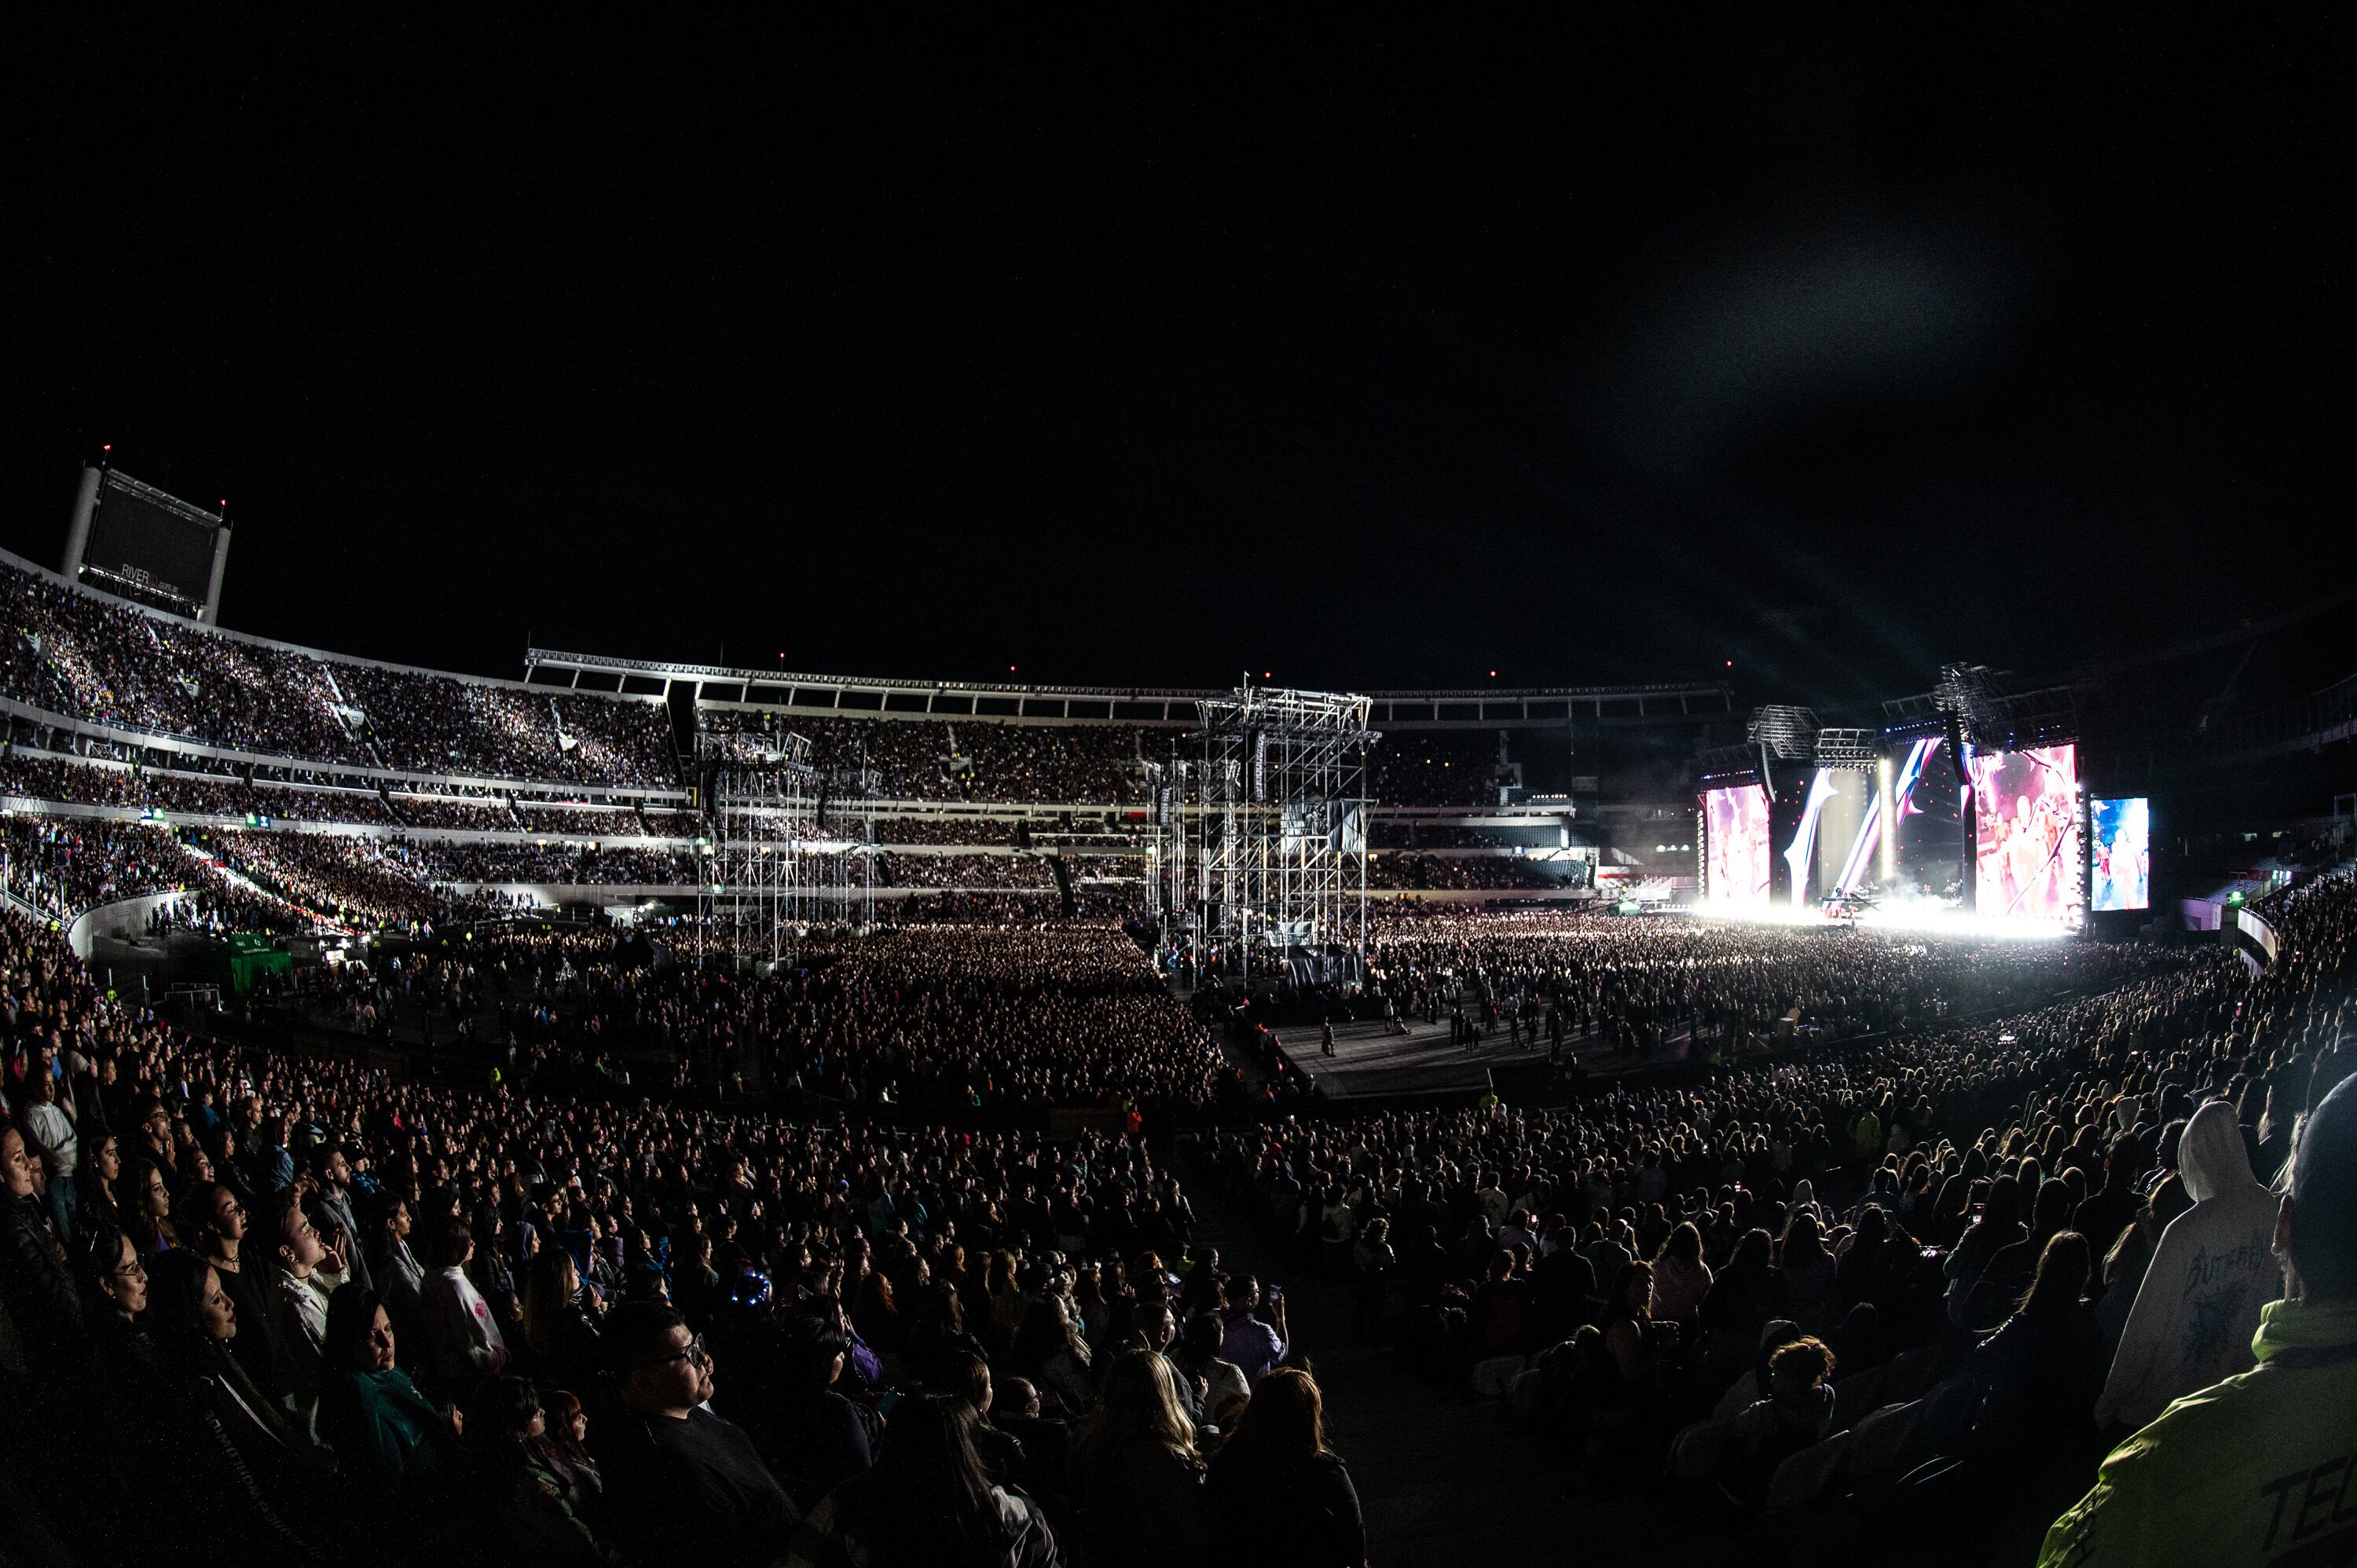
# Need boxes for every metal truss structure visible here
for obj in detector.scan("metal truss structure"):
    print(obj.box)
[1813,727,1882,770]
[1196,684,1377,978]
[1747,705,1820,760]
[697,731,874,967]
[1933,664,2080,753]
[1139,757,1191,943]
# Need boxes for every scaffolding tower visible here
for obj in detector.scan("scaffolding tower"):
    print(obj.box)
[1195,683,1377,980]
[1140,756,1193,947]
[698,731,874,966]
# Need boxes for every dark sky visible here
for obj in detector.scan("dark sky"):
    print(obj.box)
[3,14,2350,707]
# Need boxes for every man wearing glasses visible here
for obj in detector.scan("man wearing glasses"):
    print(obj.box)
[596,1301,798,1568]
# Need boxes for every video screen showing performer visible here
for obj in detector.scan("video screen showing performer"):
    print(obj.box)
[1704,783,1772,907]
[2091,795,2151,911]
[1969,744,2081,921]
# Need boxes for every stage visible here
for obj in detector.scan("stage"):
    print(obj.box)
[1271,1009,1698,1101]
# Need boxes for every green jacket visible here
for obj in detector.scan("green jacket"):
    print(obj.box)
[2038,1295,2357,1567]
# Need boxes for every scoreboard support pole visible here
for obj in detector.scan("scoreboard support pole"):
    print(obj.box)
[62,464,101,577]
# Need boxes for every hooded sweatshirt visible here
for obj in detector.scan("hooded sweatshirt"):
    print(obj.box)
[2038,1296,2357,1567]
[2094,1101,2280,1430]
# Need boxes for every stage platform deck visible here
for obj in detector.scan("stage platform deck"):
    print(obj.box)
[1273,1011,1695,1100]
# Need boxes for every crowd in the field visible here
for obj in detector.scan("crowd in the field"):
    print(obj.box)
[1352,910,2158,1060]
[1205,869,2357,1559]
[0,897,1366,1568]
[0,807,2350,1566]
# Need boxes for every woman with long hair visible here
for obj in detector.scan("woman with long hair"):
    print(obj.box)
[534,1387,604,1504]
[785,1393,1057,1568]
[0,1122,83,1364]
[144,1247,325,1544]
[372,1194,427,1361]
[119,1152,180,1256]
[174,1179,283,1400]
[1776,1210,1839,1332]
[1013,1294,1094,1416]
[420,1218,509,1387]
[316,1282,458,1503]
[2096,1174,2190,1346]
[1945,1174,2025,1328]
[461,1375,616,1566]
[1698,1227,1787,1355]
[1073,1348,1206,1567]
[1649,1221,1714,1328]
[520,1245,602,1390]
[78,1129,124,1236]
[1974,1229,2105,1478]
[1206,1368,1365,1567]
[1601,1259,1670,1404]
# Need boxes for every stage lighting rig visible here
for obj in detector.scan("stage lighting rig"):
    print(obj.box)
[1934,664,2080,751]
[1746,705,1819,761]
[1813,728,1881,770]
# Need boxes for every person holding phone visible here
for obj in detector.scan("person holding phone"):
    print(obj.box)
[1220,1275,1288,1384]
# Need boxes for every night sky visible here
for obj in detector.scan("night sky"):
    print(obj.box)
[4,15,2349,708]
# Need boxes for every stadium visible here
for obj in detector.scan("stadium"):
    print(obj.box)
[5,17,2355,1568]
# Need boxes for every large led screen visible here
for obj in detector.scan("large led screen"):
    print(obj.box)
[2091,796,2151,912]
[1704,784,1772,907]
[1970,745,2080,921]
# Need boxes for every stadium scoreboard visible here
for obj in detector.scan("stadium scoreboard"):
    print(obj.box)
[63,463,233,621]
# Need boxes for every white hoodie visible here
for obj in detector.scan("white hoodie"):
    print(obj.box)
[2094,1101,2281,1429]
[421,1263,510,1379]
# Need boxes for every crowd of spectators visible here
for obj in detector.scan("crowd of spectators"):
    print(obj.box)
[702,713,1152,804]
[0,898,1371,1568]
[0,797,2348,1564]
[878,852,1055,890]
[513,804,660,838]
[1351,910,2157,1059]
[3,562,680,788]
[402,843,696,886]
[1367,732,1515,808]
[2,816,193,919]
[875,818,1018,846]
[1365,852,1574,891]
[444,922,1238,1108]
[337,668,677,787]
[1200,868,2357,1555]
[4,561,368,763]
[185,830,445,932]
[0,816,317,933]
[0,750,148,808]
[255,786,401,826]
[0,748,411,826]
[391,794,522,832]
